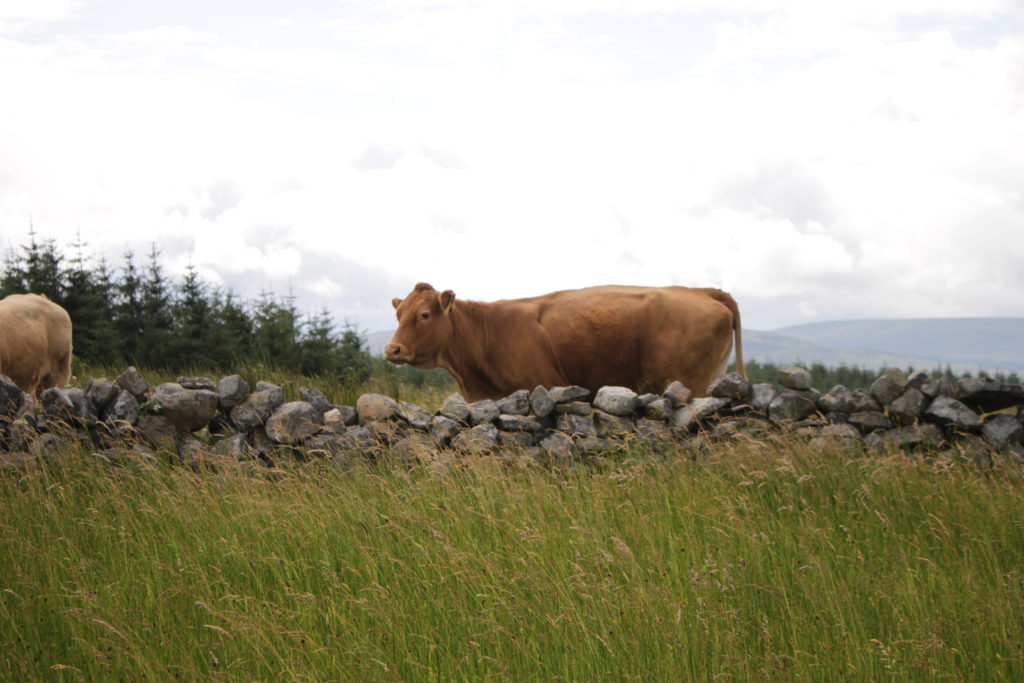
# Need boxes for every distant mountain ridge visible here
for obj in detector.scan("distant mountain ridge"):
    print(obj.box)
[770,318,1024,374]
[366,318,1024,375]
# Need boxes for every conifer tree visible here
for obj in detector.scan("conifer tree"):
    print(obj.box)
[253,290,302,370]
[172,260,214,369]
[140,244,174,368]
[0,246,27,296]
[115,249,146,363]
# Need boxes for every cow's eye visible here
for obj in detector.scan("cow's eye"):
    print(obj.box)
[420,311,430,320]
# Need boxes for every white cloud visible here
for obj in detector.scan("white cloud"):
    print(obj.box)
[0,1,1022,332]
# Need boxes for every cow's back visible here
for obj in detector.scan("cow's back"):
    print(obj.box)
[0,293,73,395]
[527,285,737,395]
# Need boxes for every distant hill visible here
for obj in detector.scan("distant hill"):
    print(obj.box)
[771,318,1024,374]
[366,318,1024,376]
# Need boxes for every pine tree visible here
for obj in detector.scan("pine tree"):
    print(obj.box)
[0,246,27,296]
[253,290,302,370]
[21,227,65,304]
[140,244,174,368]
[299,309,337,376]
[71,253,121,364]
[115,249,146,364]
[206,288,255,369]
[337,320,371,382]
[172,260,213,369]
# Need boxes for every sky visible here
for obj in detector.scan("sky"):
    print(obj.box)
[1,0,1023,334]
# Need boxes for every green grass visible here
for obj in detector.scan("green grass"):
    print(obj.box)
[1,438,1022,680]
[69,360,457,412]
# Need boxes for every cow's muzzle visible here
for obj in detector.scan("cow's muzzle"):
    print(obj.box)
[384,343,409,364]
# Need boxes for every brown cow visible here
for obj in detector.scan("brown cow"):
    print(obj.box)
[385,283,744,402]
[0,293,73,397]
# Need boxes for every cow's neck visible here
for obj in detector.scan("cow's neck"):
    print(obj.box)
[438,300,503,401]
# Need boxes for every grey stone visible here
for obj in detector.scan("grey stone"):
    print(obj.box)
[671,397,730,430]
[865,423,944,450]
[870,368,908,406]
[356,393,401,424]
[177,376,216,391]
[768,391,817,423]
[906,370,930,391]
[556,413,596,437]
[537,431,575,460]
[364,420,401,445]
[889,388,927,426]
[322,407,352,433]
[593,386,639,416]
[304,433,351,457]
[299,387,332,415]
[749,383,777,414]
[981,414,1024,448]
[810,423,863,452]
[496,414,542,433]
[438,394,471,422]
[663,381,692,408]
[213,433,252,461]
[430,415,462,445]
[554,401,592,416]
[255,382,284,406]
[642,398,673,421]
[497,390,531,416]
[391,434,437,462]
[451,424,499,453]
[207,413,237,438]
[467,399,500,425]
[105,390,140,427]
[85,378,119,412]
[148,383,218,432]
[921,375,953,399]
[778,366,812,391]
[230,388,284,432]
[218,375,250,410]
[550,385,590,404]
[116,367,150,401]
[39,388,74,424]
[849,388,882,413]
[634,418,676,446]
[529,385,556,418]
[848,411,893,434]
[265,401,324,444]
[956,378,1024,413]
[498,431,535,448]
[636,393,659,408]
[818,385,857,414]
[65,388,97,426]
[707,372,753,401]
[0,375,26,419]
[575,436,616,455]
[1,419,35,451]
[136,415,178,450]
[400,402,433,431]
[593,411,634,439]
[924,396,981,431]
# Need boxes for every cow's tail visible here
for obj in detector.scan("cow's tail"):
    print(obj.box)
[706,289,746,379]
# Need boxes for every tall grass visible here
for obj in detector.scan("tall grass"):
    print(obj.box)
[1,438,1022,680]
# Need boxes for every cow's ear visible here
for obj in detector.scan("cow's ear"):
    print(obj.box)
[440,290,456,315]
[392,298,402,310]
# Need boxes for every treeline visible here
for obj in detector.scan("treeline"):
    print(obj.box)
[736,359,1020,392]
[1,231,371,380]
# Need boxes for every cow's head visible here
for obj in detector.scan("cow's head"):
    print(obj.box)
[384,283,456,368]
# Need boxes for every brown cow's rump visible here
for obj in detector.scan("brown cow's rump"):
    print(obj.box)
[0,293,73,396]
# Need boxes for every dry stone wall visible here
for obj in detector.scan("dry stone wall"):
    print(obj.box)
[1,365,1023,470]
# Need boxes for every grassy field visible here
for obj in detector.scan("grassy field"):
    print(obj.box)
[1,432,1022,680]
